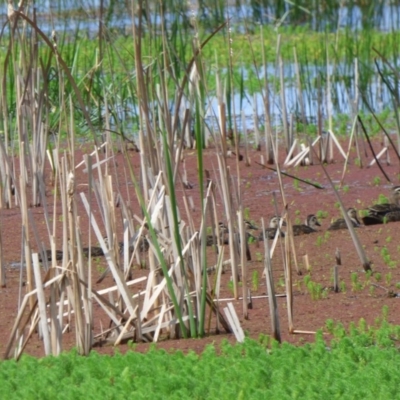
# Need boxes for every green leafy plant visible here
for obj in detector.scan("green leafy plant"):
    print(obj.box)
[252,270,259,291]
[377,194,388,204]
[316,210,328,219]
[369,285,375,296]
[227,280,234,294]
[373,176,381,186]
[316,236,324,246]
[351,272,362,292]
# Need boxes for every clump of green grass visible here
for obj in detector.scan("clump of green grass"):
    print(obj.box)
[373,176,381,186]
[377,194,389,204]
[316,210,328,219]
[252,270,259,291]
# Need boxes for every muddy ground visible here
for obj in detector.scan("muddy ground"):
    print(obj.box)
[1,137,400,358]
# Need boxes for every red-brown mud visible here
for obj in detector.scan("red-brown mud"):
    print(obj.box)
[1,139,400,358]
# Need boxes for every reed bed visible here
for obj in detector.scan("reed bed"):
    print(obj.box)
[0,1,400,358]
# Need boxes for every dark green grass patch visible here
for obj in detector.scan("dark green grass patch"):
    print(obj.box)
[2,321,400,399]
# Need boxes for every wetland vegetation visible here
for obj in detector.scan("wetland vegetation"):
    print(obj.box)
[1,3,400,390]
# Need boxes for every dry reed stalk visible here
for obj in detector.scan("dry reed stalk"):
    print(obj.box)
[277,36,289,153]
[114,309,138,346]
[283,224,294,333]
[340,116,359,186]
[164,194,186,311]
[153,303,167,342]
[293,46,306,130]
[216,153,239,298]
[312,146,371,272]
[259,26,274,164]
[367,144,388,167]
[358,115,392,183]
[303,254,310,271]
[63,158,90,355]
[289,113,294,152]
[261,218,281,343]
[334,249,341,293]
[326,51,333,163]
[75,218,93,352]
[317,78,324,162]
[208,245,225,334]
[242,110,250,166]
[227,16,240,156]
[216,294,286,302]
[385,136,391,165]
[81,193,137,315]
[84,155,93,329]
[210,184,226,262]
[351,58,363,165]
[328,130,347,160]
[261,213,287,278]
[194,186,212,304]
[32,253,51,355]
[19,142,34,309]
[0,223,4,287]
[252,94,261,150]
[4,270,64,359]
[224,303,245,343]
[131,7,158,179]
[15,311,40,361]
[49,266,62,355]
[122,219,132,279]
[215,71,228,151]
[0,141,14,209]
[286,219,300,275]
[237,210,248,319]
[0,89,12,207]
[284,138,298,165]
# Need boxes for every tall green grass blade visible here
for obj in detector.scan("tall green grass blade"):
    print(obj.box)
[160,128,195,338]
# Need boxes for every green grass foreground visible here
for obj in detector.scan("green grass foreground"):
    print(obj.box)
[2,321,400,399]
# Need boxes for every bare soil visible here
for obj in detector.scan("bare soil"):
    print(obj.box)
[1,138,400,358]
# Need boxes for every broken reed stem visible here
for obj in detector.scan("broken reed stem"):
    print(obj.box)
[277,36,289,153]
[261,218,281,343]
[0,226,5,287]
[311,146,372,272]
[237,211,248,320]
[19,142,34,310]
[334,248,341,293]
[32,253,51,356]
[284,223,294,333]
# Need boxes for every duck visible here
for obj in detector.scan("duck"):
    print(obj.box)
[362,186,400,225]
[258,216,286,241]
[244,220,258,243]
[82,246,105,258]
[98,231,149,259]
[241,220,258,261]
[292,214,321,236]
[205,222,229,246]
[328,207,361,231]
[125,231,150,253]
[205,220,256,243]
[38,249,64,262]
